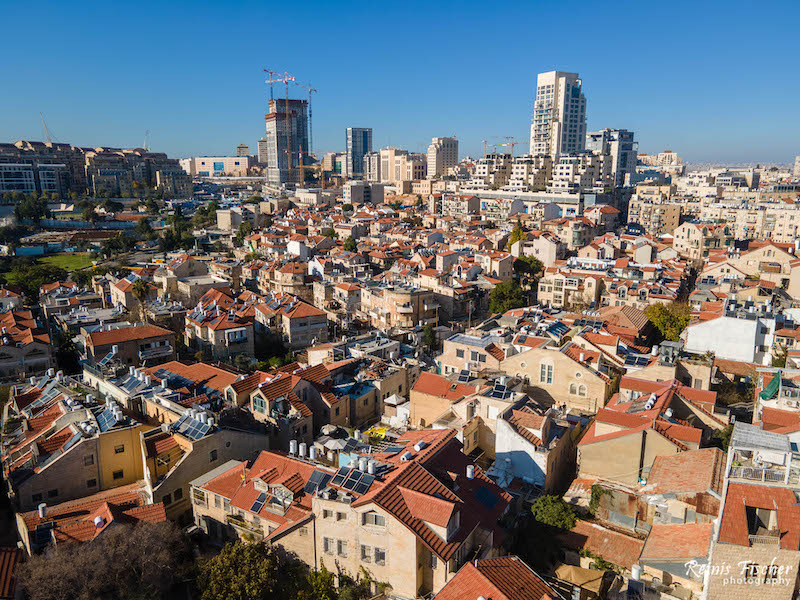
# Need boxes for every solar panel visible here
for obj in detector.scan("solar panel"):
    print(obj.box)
[353,473,374,495]
[456,369,470,384]
[62,432,83,453]
[303,470,333,495]
[341,469,362,491]
[330,467,350,487]
[96,407,119,432]
[250,491,268,513]
[383,445,404,455]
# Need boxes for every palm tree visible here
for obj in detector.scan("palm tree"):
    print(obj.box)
[131,278,150,323]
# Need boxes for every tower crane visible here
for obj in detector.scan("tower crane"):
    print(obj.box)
[293,82,318,158]
[262,69,280,101]
[264,70,296,183]
[496,137,528,156]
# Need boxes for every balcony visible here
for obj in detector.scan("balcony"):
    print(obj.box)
[396,304,414,314]
[226,514,263,537]
[138,345,173,360]
[749,532,780,546]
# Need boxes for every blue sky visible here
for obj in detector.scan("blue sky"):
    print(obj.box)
[2,0,798,163]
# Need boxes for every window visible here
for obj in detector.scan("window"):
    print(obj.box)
[299,526,308,537]
[335,407,340,417]
[764,564,780,582]
[578,384,587,397]
[323,509,333,519]
[539,363,553,384]
[163,493,172,506]
[87,479,97,488]
[214,495,222,509]
[363,512,385,527]
[569,383,577,395]
[743,563,759,580]
[32,493,42,503]
[114,444,125,454]
[336,512,347,522]
[209,449,218,463]
[47,489,58,499]
[363,398,369,406]
[430,554,438,569]
[361,544,371,563]
[84,455,95,466]
[113,470,124,480]
[323,537,333,555]
[337,540,347,557]
[253,396,267,413]
[375,548,386,566]
[456,349,464,358]
[174,488,183,501]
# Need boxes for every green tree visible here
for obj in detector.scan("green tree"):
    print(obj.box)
[341,203,354,213]
[82,206,98,223]
[321,227,338,239]
[505,220,527,250]
[513,256,544,289]
[135,217,155,239]
[644,302,691,342]
[199,541,306,600]
[7,263,68,303]
[489,280,525,315]
[131,278,150,322]
[234,221,254,247]
[711,423,734,451]
[13,195,51,223]
[423,323,437,350]
[343,236,358,252]
[530,495,577,530]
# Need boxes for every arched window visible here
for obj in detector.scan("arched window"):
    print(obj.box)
[578,384,587,397]
[569,383,577,395]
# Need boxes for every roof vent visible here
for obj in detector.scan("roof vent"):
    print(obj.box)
[94,516,105,529]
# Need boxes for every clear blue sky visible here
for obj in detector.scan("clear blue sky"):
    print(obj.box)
[2,0,798,163]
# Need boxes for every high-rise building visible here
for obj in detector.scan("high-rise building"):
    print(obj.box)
[346,128,372,177]
[586,128,637,187]
[362,152,380,182]
[378,147,426,184]
[236,143,249,157]
[427,137,458,178]
[257,137,268,165]
[794,155,800,177]
[529,71,587,160]
[264,98,309,185]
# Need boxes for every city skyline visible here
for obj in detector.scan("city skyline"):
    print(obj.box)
[2,0,798,163]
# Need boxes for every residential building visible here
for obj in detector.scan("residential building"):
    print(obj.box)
[343,181,385,205]
[435,556,563,600]
[672,222,733,261]
[359,283,438,331]
[180,156,251,178]
[585,128,637,188]
[189,429,511,599]
[86,323,175,368]
[346,127,372,177]
[0,310,54,379]
[627,196,682,235]
[427,137,458,178]
[236,143,249,157]
[254,293,329,349]
[529,71,587,160]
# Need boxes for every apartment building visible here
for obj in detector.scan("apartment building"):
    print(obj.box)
[263,98,309,185]
[627,197,682,235]
[184,303,254,362]
[180,155,251,177]
[439,193,480,218]
[86,323,175,367]
[436,331,510,376]
[705,423,800,599]
[529,70,587,160]
[254,293,329,349]
[427,137,458,178]
[189,429,511,599]
[585,128,637,187]
[378,147,426,184]
[548,152,611,193]
[506,155,552,191]
[672,222,733,261]
[359,284,437,331]
[0,310,55,379]
[541,216,595,250]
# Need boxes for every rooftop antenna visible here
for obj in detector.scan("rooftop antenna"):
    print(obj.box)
[40,113,57,143]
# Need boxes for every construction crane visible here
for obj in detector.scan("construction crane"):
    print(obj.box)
[496,137,528,156]
[293,82,318,158]
[143,130,150,152]
[40,113,57,143]
[262,69,280,101]
[264,70,296,184]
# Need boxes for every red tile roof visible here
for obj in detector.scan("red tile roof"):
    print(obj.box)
[718,483,800,550]
[640,523,713,561]
[88,324,173,347]
[558,520,645,570]
[0,548,21,600]
[641,448,725,495]
[411,372,477,402]
[435,556,561,600]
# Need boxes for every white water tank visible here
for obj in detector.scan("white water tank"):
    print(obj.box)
[309,446,318,461]
[413,441,427,452]
[299,442,307,458]
[466,464,475,479]
[400,451,413,462]
[144,375,151,386]
[631,564,642,581]
[358,457,368,471]
[94,516,105,529]
[289,440,298,455]
[47,368,55,377]
[38,503,47,519]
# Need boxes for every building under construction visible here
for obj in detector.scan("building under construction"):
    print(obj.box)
[263,98,309,186]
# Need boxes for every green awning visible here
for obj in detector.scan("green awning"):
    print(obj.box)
[759,370,781,401]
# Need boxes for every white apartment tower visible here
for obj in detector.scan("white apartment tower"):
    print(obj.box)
[427,136,458,178]
[529,71,587,160]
